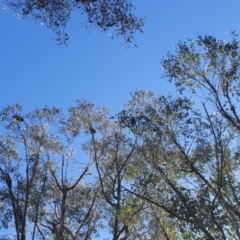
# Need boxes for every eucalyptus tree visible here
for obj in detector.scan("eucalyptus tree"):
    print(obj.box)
[119,89,240,239]
[115,33,240,239]
[0,104,61,240]
[0,100,110,240]
[3,0,144,44]
[84,115,154,240]
[159,32,240,239]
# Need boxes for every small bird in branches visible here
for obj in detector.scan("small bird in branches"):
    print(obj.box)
[0,168,12,188]
[12,114,24,122]
[89,125,96,134]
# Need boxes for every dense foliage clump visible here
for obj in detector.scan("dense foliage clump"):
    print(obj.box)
[3,0,144,44]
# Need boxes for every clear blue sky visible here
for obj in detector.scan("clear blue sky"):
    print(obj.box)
[1,1,240,113]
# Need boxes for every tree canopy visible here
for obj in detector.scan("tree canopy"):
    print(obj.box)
[1,33,240,239]
[3,0,144,44]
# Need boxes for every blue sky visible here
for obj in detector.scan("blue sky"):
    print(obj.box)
[1,1,240,115]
